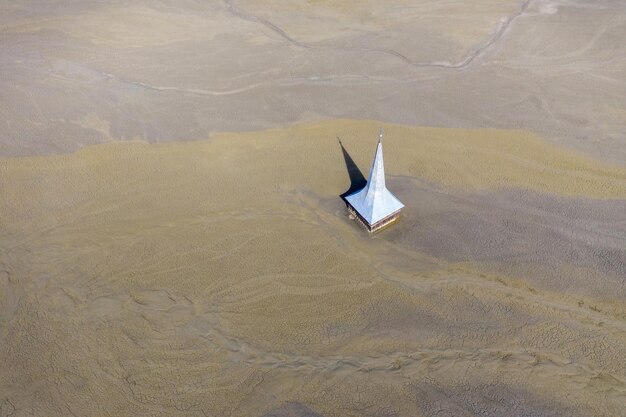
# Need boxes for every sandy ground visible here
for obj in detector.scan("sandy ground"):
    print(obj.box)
[1,0,625,163]
[1,0,626,416]
[1,120,625,416]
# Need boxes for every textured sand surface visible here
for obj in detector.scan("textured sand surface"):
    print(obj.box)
[1,120,625,416]
[2,0,626,415]
[1,0,626,163]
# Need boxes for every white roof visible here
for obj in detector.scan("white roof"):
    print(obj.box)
[345,130,404,225]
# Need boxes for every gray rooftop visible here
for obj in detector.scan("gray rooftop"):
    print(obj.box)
[345,130,404,225]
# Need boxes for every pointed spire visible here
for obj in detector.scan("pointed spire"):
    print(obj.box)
[364,135,386,203]
[344,128,404,227]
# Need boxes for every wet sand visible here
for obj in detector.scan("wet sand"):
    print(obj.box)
[1,120,625,416]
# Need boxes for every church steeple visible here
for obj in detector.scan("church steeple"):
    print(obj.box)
[363,130,387,205]
[344,128,404,232]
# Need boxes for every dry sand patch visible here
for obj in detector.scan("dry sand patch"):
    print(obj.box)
[2,0,625,165]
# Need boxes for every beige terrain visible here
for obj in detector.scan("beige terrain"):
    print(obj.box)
[1,1,626,417]
[2,120,626,416]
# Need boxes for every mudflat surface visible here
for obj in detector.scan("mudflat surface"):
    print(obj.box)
[1,0,625,163]
[1,1,626,416]
[1,120,625,416]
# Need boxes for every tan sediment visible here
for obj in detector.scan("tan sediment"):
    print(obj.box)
[3,120,625,214]
[1,120,625,416]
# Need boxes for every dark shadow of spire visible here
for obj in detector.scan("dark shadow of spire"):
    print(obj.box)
[338,137,367,202]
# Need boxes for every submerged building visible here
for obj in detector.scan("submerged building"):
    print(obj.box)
[345,129,404,232]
